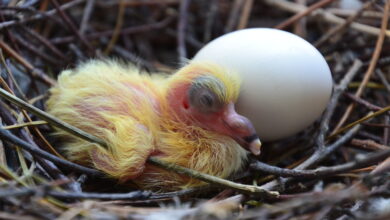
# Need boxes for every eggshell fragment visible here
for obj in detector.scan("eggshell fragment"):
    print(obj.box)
[193,28,333,141]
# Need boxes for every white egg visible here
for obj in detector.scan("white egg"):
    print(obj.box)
[193,28,333,141]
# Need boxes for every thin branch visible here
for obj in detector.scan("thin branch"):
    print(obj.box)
[376,69,390,93]
[177,0,191,62]
[104,0,126,54]
[0,0,85,30]
[275,0,337,29]
[51,16,175,44]
[48,190,150,200]
[265,0,390,37]
[0,88,107,147]
[49,0,94,53]
[251,148,390,178]
[316,60,362,151]
[237,0,253,29]
[0,128,103,177]
[79,0,95,35]
[0,40,56,86]
[2,121,48,130]
[148,157,279,198]
[329,106,390,140]
[344,92,383,112]
[314,1,374,47]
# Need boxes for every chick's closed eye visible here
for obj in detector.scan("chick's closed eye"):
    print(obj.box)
[188,75,225,113]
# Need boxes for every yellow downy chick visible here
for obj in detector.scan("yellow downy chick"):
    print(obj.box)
[46,60,261,191]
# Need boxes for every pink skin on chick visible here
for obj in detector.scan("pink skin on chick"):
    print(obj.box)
[168,82,262,156]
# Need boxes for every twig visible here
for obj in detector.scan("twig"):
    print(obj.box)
[13,34,61,65]
[2,120,48,130]
[316,60,362,151]
[49,0,94,54]
[329,106,390,140]
[104,0,126,54]
[275,0,337,29]
[0,0,85,30]
[148,157,279,198]
[351,139,389,151]
[79,0,95,35]
[225,0,244,32]
[314,1,374,47]
[51,16,174,44]
[0,88,107,147]
[48,190,150,200]
[0,128,103,177]
[21,26,67,60]
[331,0,390,134]
[0,40,56,86]
[344,92,383,112]
[265,0,390,37]
[237,0,253,29]
[376,69,390,93]
[177,0,191,62]
[250,148,390,178]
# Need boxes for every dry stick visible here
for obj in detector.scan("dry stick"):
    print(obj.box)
[13,34,61,65]
[376,69,390,93]
[48,190,150,200]
[265,0,390,37]
[332,0,390,134]
[177,0,191,62]
[314,1,374,47]
[0,185,205,201]
[21,27,67,61]
[203,0,218,42]
[251,148,390,178]
[0,50,26,101]
[259,60,362,191]
[225,0,244,33]
[51,16,175,44]
[49,0,94,54]
[275,0,337,29]
[0,40,56,86]
[293,0,307,37]
[79,0,95,35]
[148,157,278,197]
[0,88,106,147]
[237,0,253,30]
[0,128,102,177]
[0,88,278,197]
[329,106,390,140]
[344,93,383,112]
[0,73,62,158]
[351,139,389,151]
[104,0,126,55]
[0,101,86,192]
[2,121,47,130]
[316,60,362,151]
[0,0,85,30]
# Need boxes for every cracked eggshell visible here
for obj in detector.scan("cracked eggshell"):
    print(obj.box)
[193,28,333,141]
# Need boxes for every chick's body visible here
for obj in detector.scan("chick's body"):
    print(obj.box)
[47,60,249,191]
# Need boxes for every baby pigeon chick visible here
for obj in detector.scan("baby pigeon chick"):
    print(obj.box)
[46,60,261,191]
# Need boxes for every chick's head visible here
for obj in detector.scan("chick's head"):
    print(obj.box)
[167,61,261,155]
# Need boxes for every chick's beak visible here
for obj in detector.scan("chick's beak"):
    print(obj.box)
[223,103,262,155]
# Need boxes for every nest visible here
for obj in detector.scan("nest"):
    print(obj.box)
[0,0,389,219]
